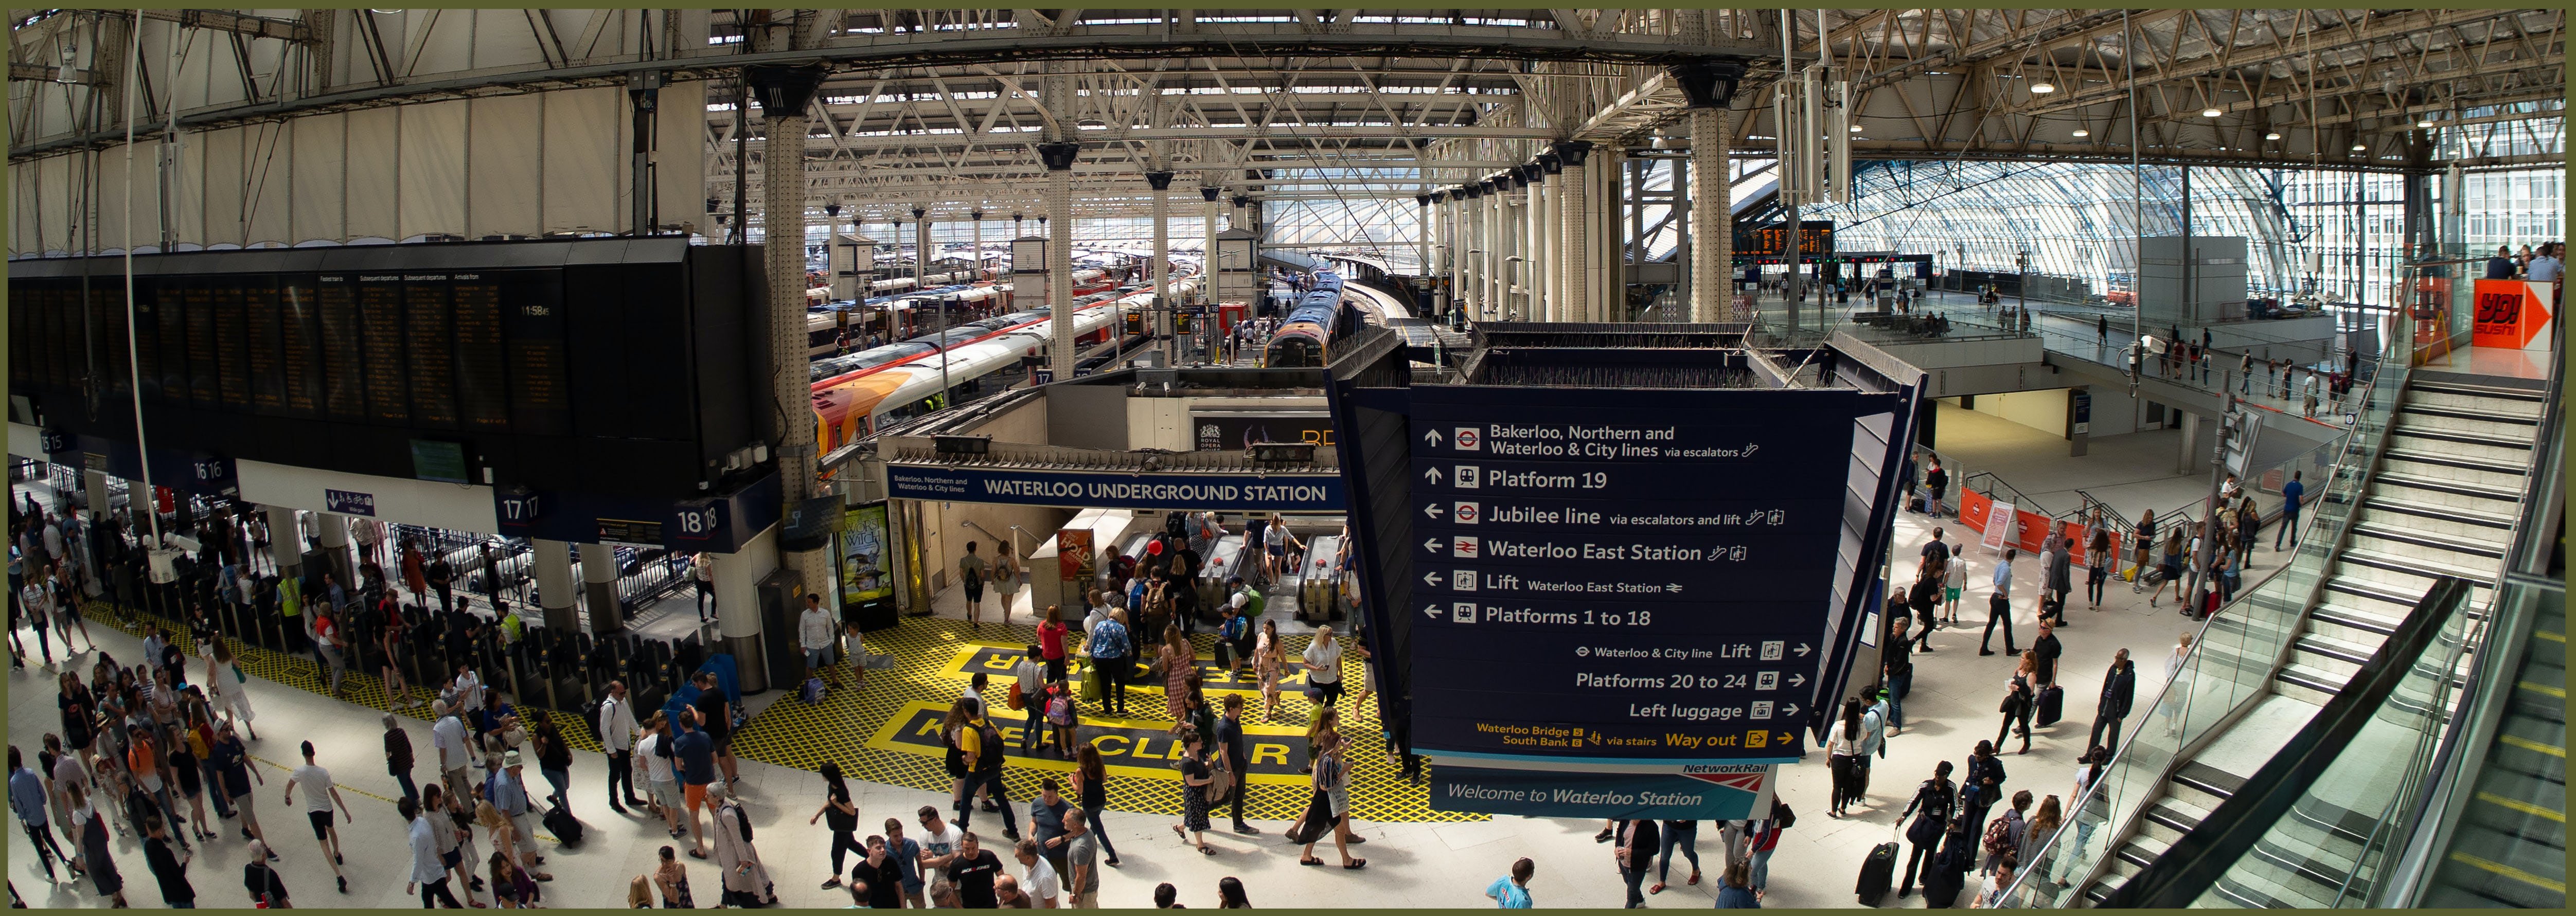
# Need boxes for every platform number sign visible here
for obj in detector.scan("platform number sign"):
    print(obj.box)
[671,502,722,542]
[190,457,233,484]
[499,492,544,523]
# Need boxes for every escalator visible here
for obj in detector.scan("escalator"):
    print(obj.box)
[2422,583,2566,908]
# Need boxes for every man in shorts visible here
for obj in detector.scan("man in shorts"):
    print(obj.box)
[283,740,354,893]
[689,672,739,783]
[637,712,691,842]
[671,709,717,859]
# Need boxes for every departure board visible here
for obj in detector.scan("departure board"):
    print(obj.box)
[402,276,459,428]
[1732,221,1836,260]
[5,239,756,503]
[244,280,285,413]
[316,277,366,420]
[216,283,252,409]
[450,272,511,431]
[278,280,322,417]
[95,288,128,394]
[9,290,29,389]
[54,286,74,388]
[132,285,162,401]
[184,281,219,407]
[156,280,190,403]
[503,272,572,436]
[357,276,410,423]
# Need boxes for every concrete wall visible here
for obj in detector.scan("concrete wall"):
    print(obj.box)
[1967,389,2073,439]
[976,394,1052,445]
[1128,398,1193,451]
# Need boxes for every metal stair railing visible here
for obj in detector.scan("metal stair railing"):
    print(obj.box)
[1994,297,2419,909]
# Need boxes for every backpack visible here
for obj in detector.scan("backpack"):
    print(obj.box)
[1982,813,2017,856]
[1238,587,1265,617]
[962,563,983,590]
[1772,801,1797,830]
[1046,693,1074,727]
[975,721,1006,775]
[727,802,753,841]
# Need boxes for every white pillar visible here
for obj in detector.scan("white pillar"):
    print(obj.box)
[1485,182,1504,319]
[1045,157,1076,380]
[578,541,621,632]
[313,512,354,596]
[264,505,303,579]
[532,538,576,630]
[1559,148,1590,322]
[1691,106,1733,322]
[710,530,778,642]
[1148,170,1172,311]
[1202,185,1222,295]
[913,208,932,300]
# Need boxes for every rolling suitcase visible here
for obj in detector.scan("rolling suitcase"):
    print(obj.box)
[1857,841,1899,905]
[1921,860,1964,908]
[2036,685,2064,726]
[542,803,584,847]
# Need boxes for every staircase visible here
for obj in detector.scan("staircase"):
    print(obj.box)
[2422,587,2567,909]
[2072,375,2547,908]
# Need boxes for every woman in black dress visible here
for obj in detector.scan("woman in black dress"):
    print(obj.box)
[1169,727,1215,854]
[70,783,130,907]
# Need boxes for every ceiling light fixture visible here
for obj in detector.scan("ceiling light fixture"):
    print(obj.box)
[2202,107,2223,118]
[2265,132,2282,140]
[1849,123,1864,133]
[2071,128,2090,138]
[2031,79,2056,94]
[2351,143,2368,152]
[2416,116,2435,128]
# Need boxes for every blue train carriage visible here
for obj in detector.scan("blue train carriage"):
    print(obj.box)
[1262,271,1349,368]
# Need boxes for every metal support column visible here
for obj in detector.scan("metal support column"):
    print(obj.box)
[1040,142,1079,380]
[1147,170,1174,332]
[314,512,356,597]
[745,62,831,621]
[265,505,303,582]
[1676,59,1740,323]
[913,207,931,305]
[1558,142,1594,322]
[628,71,663,236]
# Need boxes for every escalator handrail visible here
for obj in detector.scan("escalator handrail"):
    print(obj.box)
[2098,576,2473,909]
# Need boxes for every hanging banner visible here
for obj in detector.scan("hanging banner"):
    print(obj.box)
[840,502,895,611]
[1057,529,1096,585]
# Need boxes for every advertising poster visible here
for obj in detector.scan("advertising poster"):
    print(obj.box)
[840,502,894,610]
[2472,279,2557,350]
[1058,529,1096,585]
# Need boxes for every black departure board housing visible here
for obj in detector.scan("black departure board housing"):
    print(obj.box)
[1731,220,1836,261]
[8,239,762,498]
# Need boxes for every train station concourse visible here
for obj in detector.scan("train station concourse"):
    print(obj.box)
[5,8,2565,911]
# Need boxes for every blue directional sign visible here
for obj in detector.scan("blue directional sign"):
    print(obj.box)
[1406,390,1867,765]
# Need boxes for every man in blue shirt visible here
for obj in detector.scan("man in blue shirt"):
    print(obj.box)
[10,746,72,882]
[1980,547,2019,656]
[671,710,717,860]
[1087,610,1133,716]
[2275,471,2305,550]
[2486,245,2519,279]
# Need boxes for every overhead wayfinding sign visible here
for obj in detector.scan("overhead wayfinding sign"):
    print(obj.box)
[887,464,1344,512]
[1408,391,1856,766]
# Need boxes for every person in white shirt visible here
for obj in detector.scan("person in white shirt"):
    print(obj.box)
[798,595,842,688]
[403,796,465,908]
[599,681,646,814]
[282,741,353,893]
[636,713,688,841]
[1013,837,1062,908]
[1303,625,1346,708]
[430,701,473,808]
[451,663,485,722]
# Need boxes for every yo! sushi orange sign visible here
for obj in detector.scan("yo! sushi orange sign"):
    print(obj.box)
[2472,280,2556,350]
